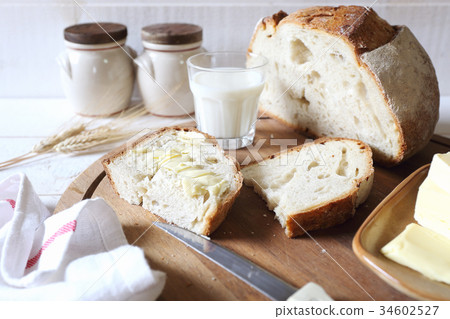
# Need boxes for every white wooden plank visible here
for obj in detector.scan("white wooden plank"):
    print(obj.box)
[3,1,449,6]
[0,4,77,98]
[0,1,448,98]
[0,99,74,137]
[0,98,192,137]
[0,137,39,162]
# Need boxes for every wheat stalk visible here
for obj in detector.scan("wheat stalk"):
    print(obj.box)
[31,122,87,153]
[54,134,132,153]
[53,126,133,153]
[0,103,147,169]
[0,122,88,169]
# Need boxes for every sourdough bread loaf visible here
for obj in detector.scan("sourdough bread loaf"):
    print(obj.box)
[103,127,243,236]
[248,6,439,166]
[242,138,374,238]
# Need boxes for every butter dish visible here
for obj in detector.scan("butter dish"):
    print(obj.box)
[352,164,450,300]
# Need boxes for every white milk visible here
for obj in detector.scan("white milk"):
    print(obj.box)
[190,70,264,138]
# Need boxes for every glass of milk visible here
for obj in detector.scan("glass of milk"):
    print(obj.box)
[187,51,268,149]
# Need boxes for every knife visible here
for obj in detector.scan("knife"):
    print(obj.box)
[154,222,333,301]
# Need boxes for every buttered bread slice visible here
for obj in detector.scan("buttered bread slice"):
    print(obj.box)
[103,127,243,235]
[242,138,374,238]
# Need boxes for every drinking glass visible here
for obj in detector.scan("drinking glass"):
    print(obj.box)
[187,51,268,149]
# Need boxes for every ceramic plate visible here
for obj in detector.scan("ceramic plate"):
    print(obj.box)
[353,164,450,301]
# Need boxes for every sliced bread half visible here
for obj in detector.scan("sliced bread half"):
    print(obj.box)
[248,6,439,166]
[242,138,374,238]
[103,127,243,236]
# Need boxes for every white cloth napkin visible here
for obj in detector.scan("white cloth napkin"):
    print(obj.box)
[0,173,165,300]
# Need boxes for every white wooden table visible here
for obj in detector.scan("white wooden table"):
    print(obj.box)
[0,98,449,213]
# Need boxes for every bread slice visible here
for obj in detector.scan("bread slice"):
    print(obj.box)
[248,6,439,166]
[103,127,243,236]
[241,138,374,238]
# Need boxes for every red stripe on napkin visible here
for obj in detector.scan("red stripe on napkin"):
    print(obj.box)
[2,199,15,209]
[26,220,77,269]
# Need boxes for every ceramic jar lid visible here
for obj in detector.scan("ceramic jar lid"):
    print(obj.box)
[64,23,128,44]
[141,23,202,45]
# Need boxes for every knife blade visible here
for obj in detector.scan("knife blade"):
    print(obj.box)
[153,222,332,301]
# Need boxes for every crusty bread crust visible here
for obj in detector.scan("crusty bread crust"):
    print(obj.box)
[248,6,439,166]
[243,137,374,238]
[360,26,439,165]
[285,193,355,238]
[202,173,243,235]
[102,127,243,236]
[249,6,396,61]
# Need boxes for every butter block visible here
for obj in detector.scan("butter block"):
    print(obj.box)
[414,177,450,239]
[427,152,450,194]
[381,223,450,285]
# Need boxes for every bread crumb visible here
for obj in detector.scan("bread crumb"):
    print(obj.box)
[263,214,267,217]
[251,231,255,235]
[270,134,274,138]
[171,254,175,257]
[321,249,326,254]
[212,277,216,281]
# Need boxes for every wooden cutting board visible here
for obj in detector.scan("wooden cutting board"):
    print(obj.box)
[54,118,450,301]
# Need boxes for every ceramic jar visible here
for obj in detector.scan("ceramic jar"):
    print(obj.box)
[58,23,135,116]
[135,23,204,117]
